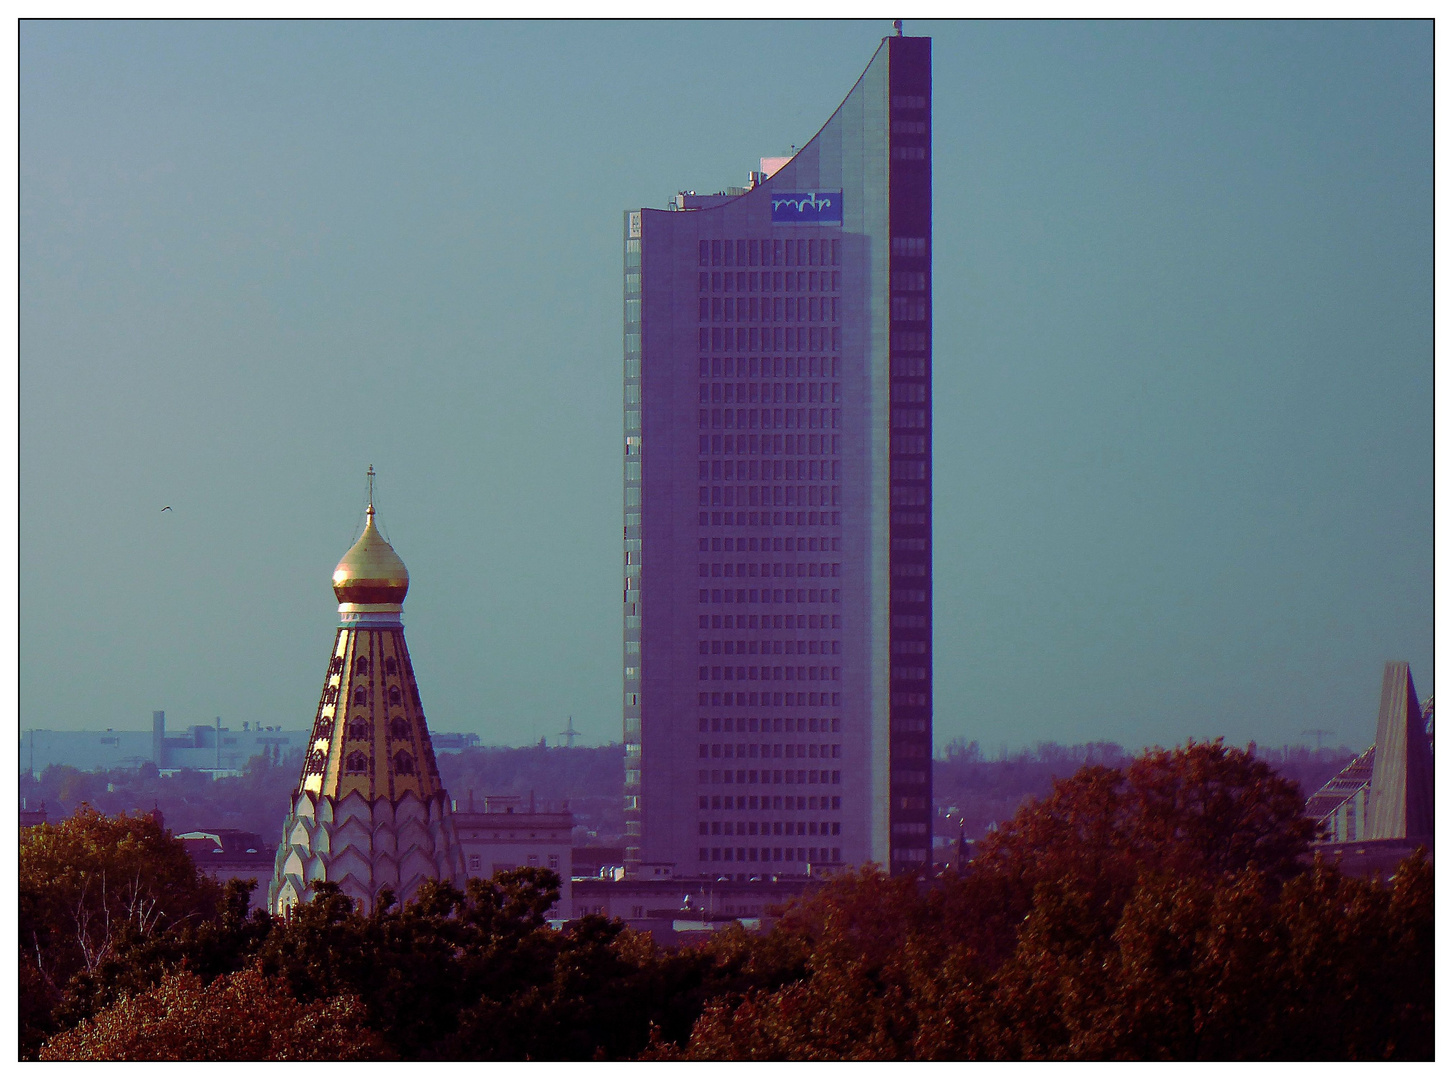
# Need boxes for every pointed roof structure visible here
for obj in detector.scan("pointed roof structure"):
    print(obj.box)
[1367,662,1434,840]
[1305,662,1434,845]
[270,472,463,915]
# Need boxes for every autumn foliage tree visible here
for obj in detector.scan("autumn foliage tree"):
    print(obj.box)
[655,741,1432,1061]
[24,742,1433,1061]
[39,964,388,1061]
[20,805,233,1055]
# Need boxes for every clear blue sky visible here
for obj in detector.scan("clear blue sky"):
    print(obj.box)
[19,20,1432,753]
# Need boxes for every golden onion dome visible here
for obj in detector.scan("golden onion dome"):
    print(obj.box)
[332,505,409,604]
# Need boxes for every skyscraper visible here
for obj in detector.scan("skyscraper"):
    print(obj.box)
[270,476,464,914]
[623,33,932,877]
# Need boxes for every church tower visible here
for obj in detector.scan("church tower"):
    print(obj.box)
[270,472,465,915]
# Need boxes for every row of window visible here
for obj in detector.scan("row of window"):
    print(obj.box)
[702,484,839,508]
[702,846,841,863]
[701,665,841,682]
[892,667,929,680]
[892,145,928,161]
[700,270,840,293]
[892,588,928,603]
[699,326,838,353]
[700,561,840,579]
[341,749,417,775]
[702,432,838,455]
[891,296,928,320]
[701,380,840,405]
[892,821,931,835]
[700,588,841,605]
[701,717,839,734]
[699,768,841,785]
[701,742,841,760]
[891,330,928,351]
[892,382,927,403]
[466,853,560,872]
[328,655,402,677]
[892,563,928,577]
[701,820,841,837]
[700,691,841,708]
[701,639,840,656]
[322,684,409,706]
[702,459,840,482]
[704,794,840,810]
[701,237,839,268]
[892,640,930,654]
[702,535,839,554]
[331,717,416,742]
[702,356,841,380]
[702,406,838,431]
[700,511,840,528]
[702,613,841,630]
[703,296,839,323]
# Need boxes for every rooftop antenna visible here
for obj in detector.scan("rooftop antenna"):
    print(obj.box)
[559,715,580,748]
[367,464,375,513]
[893,19,903,36]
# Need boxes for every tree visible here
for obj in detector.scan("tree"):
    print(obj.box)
[21,806,224,1056]
[39,964,389,1060]
[659,743,1429,1061]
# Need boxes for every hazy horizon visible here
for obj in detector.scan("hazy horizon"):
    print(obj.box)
[20,20,1432,753]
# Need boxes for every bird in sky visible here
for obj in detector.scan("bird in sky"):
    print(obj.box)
[161,506,172,512]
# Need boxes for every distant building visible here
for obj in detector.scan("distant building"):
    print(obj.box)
[270,480,466,915]
[177,829,274,911]
[432,732,482,754]
[20,797,47,831]
[452,795,572,919]
[19,717,305,776]
[1305,662,1434,877]
[570,873,824,946]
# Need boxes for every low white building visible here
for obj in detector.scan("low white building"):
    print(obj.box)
[451,795,573,919]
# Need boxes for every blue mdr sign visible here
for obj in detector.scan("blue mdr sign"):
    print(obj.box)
[770,191,844,225]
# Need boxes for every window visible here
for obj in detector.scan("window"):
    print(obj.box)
[348,718,369,741]
[388,685,402,705]
[345,750,368,773]
[385,657,398,676]
[353,687,368,705]
[549,854,560,870]
[468,854,482,871]
[390,716,410,741]
[354,657,370,675]
[393,750,415,775]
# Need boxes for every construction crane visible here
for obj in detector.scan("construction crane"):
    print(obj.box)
[559,716,579,748]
